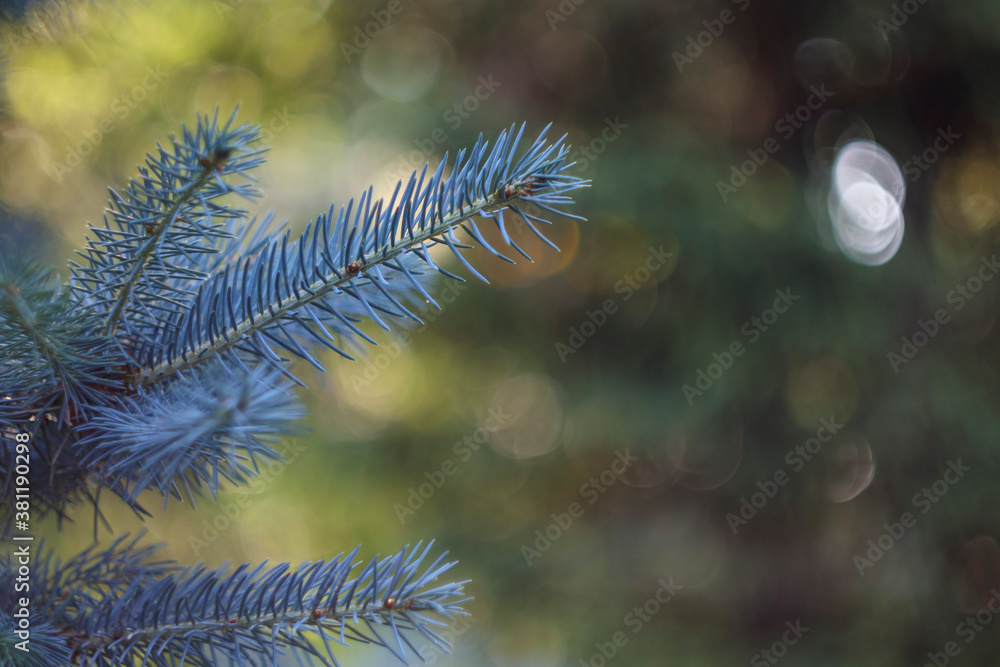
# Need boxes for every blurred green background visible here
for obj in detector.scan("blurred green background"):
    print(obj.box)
[4,0,1000,664]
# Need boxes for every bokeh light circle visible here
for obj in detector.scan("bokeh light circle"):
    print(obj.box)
[361,25,451,101]
[827,140,906,265]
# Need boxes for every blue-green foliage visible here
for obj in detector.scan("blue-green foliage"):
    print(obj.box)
[0,108,588,664]
[1,534,469,666]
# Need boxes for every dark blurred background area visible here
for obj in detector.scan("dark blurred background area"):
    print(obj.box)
[3,0,1000,664]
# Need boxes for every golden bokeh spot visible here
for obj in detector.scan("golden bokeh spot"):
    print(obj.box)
[784,356,859,429]
[729,160,795,232]
[108,2,220,64]
[194,65,264,119]
[470,211,579,287]
[934,155,1000,234]
[261,9,335,78]
[7,57,114,128]
[564,211,677,294]
[488,374,564,460]
[955,159,1000,231]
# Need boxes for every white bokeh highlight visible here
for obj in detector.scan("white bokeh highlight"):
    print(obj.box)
[828,140,906,266]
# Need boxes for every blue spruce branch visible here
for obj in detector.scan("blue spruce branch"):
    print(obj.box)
[80,361,305,508]
[0,257,124,426]
[131,118,586,388]
[0,107,589,664]
[2,535,467,666]
[71,110,265,346]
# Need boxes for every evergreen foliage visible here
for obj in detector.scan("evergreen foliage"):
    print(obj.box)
[0,108,588,664]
